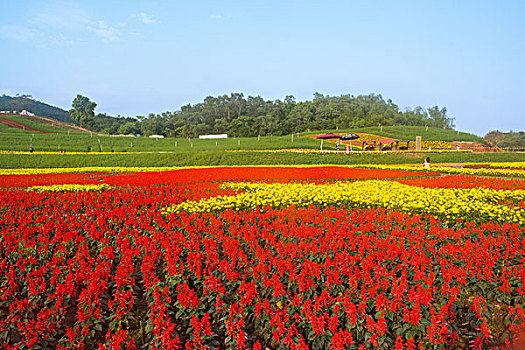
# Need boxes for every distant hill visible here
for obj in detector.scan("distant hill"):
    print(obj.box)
[0,95,72,123]
[485,130,525,149]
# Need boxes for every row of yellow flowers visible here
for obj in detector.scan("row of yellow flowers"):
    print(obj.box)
[0,166,187,175]
[0,164,380,176]
[421,141,451,149]
[26,184,112,193]
[163,180,525,225]
[227,148,470,154]
[489,162,525,169]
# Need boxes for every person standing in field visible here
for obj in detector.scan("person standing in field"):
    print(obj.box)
[336,140,340,153]
[29,144,33,153]
[423,157,430,167]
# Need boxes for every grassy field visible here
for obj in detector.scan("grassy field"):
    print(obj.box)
[0,123,486,153]
[0,133,326,152]
[1,150,523,168]
[1,120,515,169]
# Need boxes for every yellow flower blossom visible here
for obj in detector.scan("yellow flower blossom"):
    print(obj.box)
[26,184,112,193]
[163,180,525,225]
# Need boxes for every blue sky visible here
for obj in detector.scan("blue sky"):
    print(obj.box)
[0,0,523,135]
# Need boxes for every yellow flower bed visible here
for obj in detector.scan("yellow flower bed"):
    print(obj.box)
[433,167,524,177]
[227,148,469,154]
[421,141,451,149]
[163,180,525,225]
[0,164,386,175]
[489,162,525,169]
[4,164,361,176]
[0,166,192,175]
[227,149,330,154]
[26,184,112,193]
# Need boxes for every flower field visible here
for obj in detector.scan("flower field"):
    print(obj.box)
[1,166,525,349]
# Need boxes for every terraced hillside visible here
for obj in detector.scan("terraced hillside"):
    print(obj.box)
[0,116,52,133]
[0,114,87,134]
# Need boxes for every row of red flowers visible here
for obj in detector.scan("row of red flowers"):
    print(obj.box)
[0,166,437,188]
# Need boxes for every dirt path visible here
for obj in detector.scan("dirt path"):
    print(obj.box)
[0,116,52,134]
[24,115,89,133]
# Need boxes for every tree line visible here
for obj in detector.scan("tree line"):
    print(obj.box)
[485,130,525,149]
[70,92,455,137]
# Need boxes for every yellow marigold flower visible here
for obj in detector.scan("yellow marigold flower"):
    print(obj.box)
[26,184,112,193]
[163,180,525,225]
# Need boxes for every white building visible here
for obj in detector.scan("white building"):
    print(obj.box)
[199,134,228,139]
[20,110,35,116]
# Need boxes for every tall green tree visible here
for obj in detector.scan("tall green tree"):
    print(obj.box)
[427,106,455,129]
[70,95,97,128]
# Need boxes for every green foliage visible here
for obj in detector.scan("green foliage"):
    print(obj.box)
[70,95,97,128]
[2,92,458,140]
[148,92,456,138]
[1,151,523,169]
[427,106,455,129]
[0,94,72,122]
[90,114,139,135]
[485,130,525,149]
[117,121,140,135]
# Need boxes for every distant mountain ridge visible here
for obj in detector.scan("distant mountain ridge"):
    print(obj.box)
[0,95,72,123]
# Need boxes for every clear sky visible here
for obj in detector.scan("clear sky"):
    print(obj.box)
[1,1,523,136]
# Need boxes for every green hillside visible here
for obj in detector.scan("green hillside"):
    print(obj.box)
[0,95,72,123]
[0,114,82,134]
[485,130,525,149]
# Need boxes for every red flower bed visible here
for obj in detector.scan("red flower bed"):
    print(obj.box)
[0,172,105,188]
[0,167,523,349]
[0,166,436,188]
